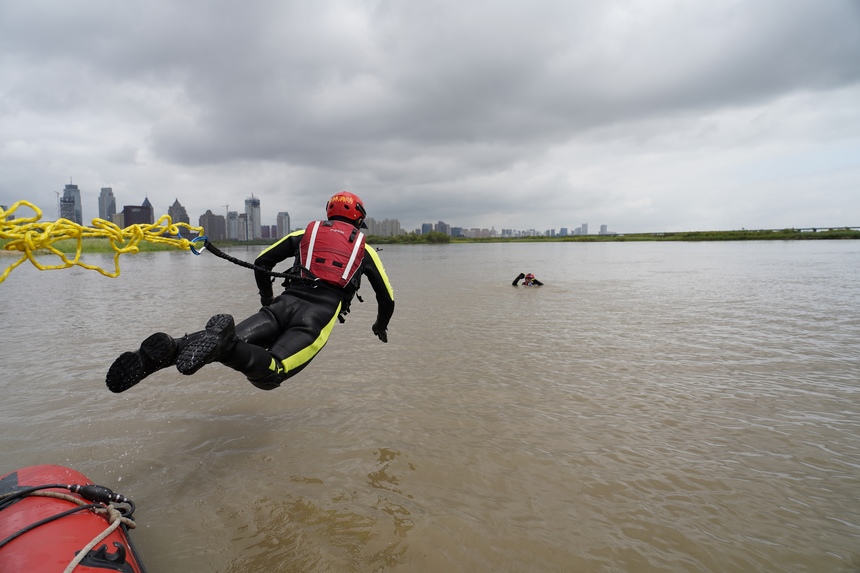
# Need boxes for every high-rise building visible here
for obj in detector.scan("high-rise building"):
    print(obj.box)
[276,212,291,238]
[141,197,155,224]
[245,195,261,240]
[98,187,116,222]
[365,217,403,237]
[60,195,77,222]
[226,211,239,240]
[238,213,249,241]
[434,221,450,235]
[466,228,494,238]
[581,223,589,235]
[122,204,153,226]
[199,209,226,241]
[421,223,433,235]
[168,198,190,226]
[62,183,83,225]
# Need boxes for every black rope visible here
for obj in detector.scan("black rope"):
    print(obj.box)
[0,484,66,511]
[0,504,101,550]
[198,238,364,321]
[203,240,293,279]
[0,480,138,554]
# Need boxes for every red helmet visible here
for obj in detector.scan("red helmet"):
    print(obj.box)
[326,191,367,228]
[525,273,535,280]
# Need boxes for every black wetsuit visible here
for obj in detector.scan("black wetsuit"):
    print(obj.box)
[222,223,395,390]
[512,273,544,286]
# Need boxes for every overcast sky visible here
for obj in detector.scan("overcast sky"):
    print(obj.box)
[2,0,859,233]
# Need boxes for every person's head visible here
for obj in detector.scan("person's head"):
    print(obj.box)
[326,191,367,229]
[525,273,535,283]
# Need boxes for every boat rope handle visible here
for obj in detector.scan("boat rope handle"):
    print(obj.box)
[0,200,203,284]
[63,504,134,573]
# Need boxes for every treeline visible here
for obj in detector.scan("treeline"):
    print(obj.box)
[364,228,860,244]
[586,228,860,242]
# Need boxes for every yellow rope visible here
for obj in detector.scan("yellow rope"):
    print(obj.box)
[1,200,203,284]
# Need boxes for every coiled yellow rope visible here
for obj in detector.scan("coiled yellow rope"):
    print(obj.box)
[1,200,203,284]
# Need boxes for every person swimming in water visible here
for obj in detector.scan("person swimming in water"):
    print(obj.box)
[512,272,543,286]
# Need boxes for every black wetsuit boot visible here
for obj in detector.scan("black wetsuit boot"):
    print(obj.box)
[106,331,203,393]
[175,314,237,375]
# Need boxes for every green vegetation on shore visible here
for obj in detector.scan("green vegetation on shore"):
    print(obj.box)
[2,227,858,254]
[369,227,860,244]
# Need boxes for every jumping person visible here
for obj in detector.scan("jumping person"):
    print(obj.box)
[512,272,543,286]
[106,191,395,393]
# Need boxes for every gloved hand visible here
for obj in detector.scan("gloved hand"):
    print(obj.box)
[372,322,388,343]
[260,295,273,307]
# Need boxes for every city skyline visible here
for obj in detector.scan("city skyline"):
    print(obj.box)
[42,182,616,238]
[6,187,852,238]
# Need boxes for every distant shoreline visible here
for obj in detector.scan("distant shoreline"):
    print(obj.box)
[2,227,858,254]
[371,227,860,244]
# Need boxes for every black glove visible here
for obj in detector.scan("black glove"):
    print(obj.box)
[512,272,525,286]
[260,295,273,307]
[372,322,388,343]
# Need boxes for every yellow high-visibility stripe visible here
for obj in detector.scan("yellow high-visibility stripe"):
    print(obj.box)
[267,358,284,374]
[365,245,394,299]
[280,302,342,373]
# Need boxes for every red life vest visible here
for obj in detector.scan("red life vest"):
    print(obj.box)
[298,220,366,288]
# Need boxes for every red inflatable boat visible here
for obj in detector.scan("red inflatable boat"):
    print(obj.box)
[0,464,146,573]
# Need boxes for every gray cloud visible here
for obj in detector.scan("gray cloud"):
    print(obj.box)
[2,0,859,233]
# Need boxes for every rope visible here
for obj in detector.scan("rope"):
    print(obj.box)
[0,200,203,284]
[200,238,362,321]
[0,489,136,573]
[63,504,135,573]
[201,239,293,279]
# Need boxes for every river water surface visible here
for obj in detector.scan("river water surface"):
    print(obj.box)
[1,241,859,572]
